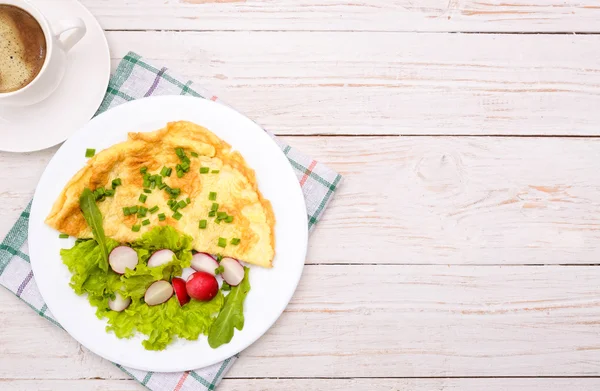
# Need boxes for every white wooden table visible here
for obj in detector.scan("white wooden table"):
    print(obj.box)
[2,1,600,390]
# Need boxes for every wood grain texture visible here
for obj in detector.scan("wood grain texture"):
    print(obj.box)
[104,31,600,136]
[2,265,600,378]
[3,378,600,391]
[77,0,600,32]
[3,137,600,265]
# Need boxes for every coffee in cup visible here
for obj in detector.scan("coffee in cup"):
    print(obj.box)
[0,4,46,93]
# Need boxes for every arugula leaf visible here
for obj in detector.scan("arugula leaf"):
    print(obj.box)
[79,188,109,271]
[208,267,251,348]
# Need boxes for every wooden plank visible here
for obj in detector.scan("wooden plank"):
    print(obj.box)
[104,31,600,136]
[220,378,600,391]
[3,378,600,391]
[0,380,141,391]
[2,265,600,378]
[76,0,600,33]
[4,137,600,265]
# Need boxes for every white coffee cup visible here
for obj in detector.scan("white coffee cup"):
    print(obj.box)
[0,0,86,106]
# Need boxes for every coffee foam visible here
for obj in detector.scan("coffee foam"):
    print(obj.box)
[0,6,46,93]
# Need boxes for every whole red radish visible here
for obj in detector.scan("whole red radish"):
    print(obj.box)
[172,277,190,306]
[186,271,218,301]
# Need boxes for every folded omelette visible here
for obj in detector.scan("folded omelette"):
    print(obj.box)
[46,121,276,268]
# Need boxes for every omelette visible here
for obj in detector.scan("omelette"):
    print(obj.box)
[46,121,275,268]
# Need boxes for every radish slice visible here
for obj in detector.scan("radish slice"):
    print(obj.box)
[108,292,131,312]
[181,267,195,281]
[144,280,173,306]
[148,249,176,268]
[109,246,138,274]
[190,253,219,275]
[172,277,190,306]
[220,257,244,286]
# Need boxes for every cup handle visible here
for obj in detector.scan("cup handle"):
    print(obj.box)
[54,18,87,52]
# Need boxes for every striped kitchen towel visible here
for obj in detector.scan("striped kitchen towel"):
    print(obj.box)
[0,52,342,390]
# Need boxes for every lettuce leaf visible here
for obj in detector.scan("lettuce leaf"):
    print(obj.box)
[61,226,227,350]
[208,267,251,348]
[103,293,224,350]
[61,238,120,295]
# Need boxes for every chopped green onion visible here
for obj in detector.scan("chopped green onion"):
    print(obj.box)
[105,189,115,197]
[221,281,231,291]
[85,148,95,158]
[150,181,156,190]
[160,167,169,177]
[132,225,141,232]
[211,203,219,211]
[199,219,207,229]
[96,187,105,196]
[166,167,172,177]
[58,233,69,239]
[173,212,183,220]
[130,205,138,214]
[186,197,191,204]
[208,210,216,217]
[140,166,148,174]
[175,147,184,158]
[225,215,234,223]
[176,169,184,178]
[177,200,187,209]
[167,199,176,207]
[158,182,167,190]
[143,188,152,194]
[215,254,223,262]
[171,203,179,212]
[149,206,159,214]
[217,211,227,219]
[200,167,209,174]
[155,176,162,187]
[217,237,227,248]
[211,170,220,174]
[191,151,199,158]
[123,207,131,216]
[209,192,217,201]
[142,219,151,226]
[142,179,150,188]
[139,194,147,203]
[111,178,122,189]
[158,213,166,221]
[230,238,240,245]
[214,266,225,275]
[181,161,190,171]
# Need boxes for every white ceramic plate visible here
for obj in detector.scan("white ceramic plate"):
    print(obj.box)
[0,0,110,152]
[29,96,308,372]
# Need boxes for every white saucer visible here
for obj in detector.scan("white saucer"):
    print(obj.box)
[0,0,110,153]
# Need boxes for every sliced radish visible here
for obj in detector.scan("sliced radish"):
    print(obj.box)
[108,292,131,312]
[109,246,138,274]
[144,280,173,306]
[186,272,218,301]
[172,277,190,306]
[190,253,219,275]
[220,257,245,286]
[181,267,195,281]
[147,249,176,268]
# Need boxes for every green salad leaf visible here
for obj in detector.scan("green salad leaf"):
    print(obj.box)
[61,226,228,350]
[61,238,120,295]
[79,188,109,271]
[103,294,224,350]
[208,267,251,348]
